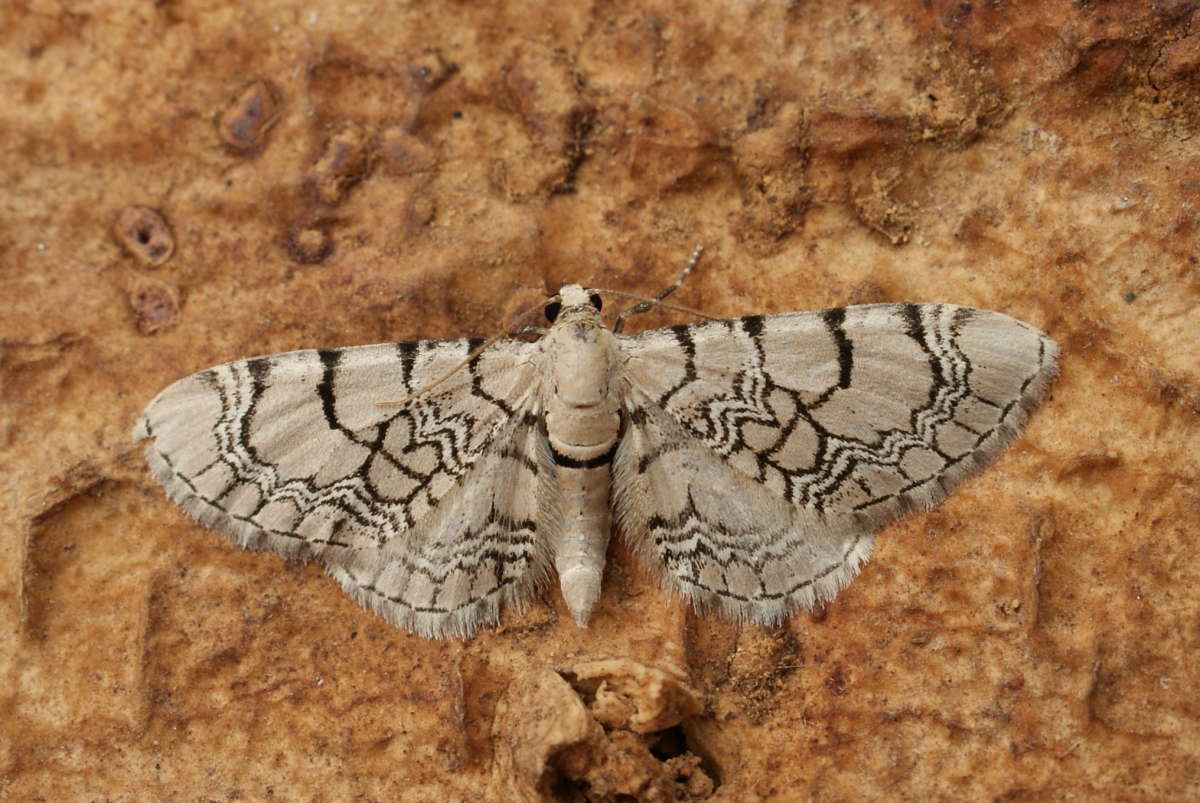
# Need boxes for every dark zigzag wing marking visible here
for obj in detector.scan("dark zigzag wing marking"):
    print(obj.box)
[851,315,1058,516]
[359,510,538,614]
[135,338,540,554]
[135,336,550,638]
[614,304,1055,623]
[820,307,854,390]
[620,303,1057,516]
[612,393,877,623]
[624,311,858,508]
[789,304,974,508]
[651,522,870,605]
[184,360,386,536]
[804,308,954,506]
[141,422,355,549]
[323,418,554,639]
[207,353,425,540]
[677,320,776,458]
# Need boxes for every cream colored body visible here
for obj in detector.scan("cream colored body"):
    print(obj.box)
[541,285,622,626]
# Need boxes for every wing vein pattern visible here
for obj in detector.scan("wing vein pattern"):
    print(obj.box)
[134,338,555,638]
[613,303,1057,624]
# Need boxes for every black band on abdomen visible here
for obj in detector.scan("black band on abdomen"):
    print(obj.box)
[551,442,618,469]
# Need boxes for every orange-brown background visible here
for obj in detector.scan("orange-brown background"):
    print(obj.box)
[2,1,1198,799]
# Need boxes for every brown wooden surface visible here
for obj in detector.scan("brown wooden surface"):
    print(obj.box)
[3,1,1198,799]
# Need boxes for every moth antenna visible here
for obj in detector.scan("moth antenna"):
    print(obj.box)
[612,245,708,333]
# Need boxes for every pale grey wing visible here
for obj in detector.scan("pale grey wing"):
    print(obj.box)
[612,399,877,623]
[325,415,558,638]
[132,337,554,638]
[614,303,1058,623]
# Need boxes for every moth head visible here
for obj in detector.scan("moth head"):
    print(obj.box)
[547,284,602,322]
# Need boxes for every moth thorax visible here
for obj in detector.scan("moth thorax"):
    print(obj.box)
[548,325,614,407]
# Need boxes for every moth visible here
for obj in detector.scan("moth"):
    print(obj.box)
[133,270,1058,638]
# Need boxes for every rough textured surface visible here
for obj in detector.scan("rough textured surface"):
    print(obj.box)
[2,1,1197,800]
[491,660,707,802]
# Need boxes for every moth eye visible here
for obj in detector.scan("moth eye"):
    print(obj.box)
[544,301,562,322]
[589,293,603,311]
